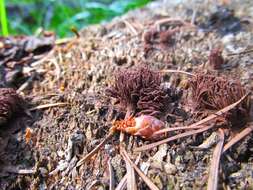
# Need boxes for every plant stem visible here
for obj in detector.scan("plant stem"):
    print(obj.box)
[0,0,8,36]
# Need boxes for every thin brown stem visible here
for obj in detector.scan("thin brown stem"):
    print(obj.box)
[76,107,134,168]
[70,26,80,38]
[207,129,225,190]
[223,124,253,153]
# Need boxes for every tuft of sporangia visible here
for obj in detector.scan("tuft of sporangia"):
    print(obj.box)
[105,66,178,118]
[208,48,224,70]
[143,27,180,55]
[189,73,251,127]
[0,88,25,126]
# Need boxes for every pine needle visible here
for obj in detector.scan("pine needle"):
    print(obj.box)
[120,148,159,190]
[223,123,253,153]
[108,158,115,190]
[207,129,224,190]
[122,150,137,190]
[76,132,114,167]
[135,124,214,152]
[29,102,69,111]
[153,125,205,135]
[115,153,141,190]
[160,69,195,76]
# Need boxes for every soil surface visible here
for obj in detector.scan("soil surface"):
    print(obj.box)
[1,0,253,189]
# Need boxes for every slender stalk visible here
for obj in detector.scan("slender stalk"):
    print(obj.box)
[0,0,8,36]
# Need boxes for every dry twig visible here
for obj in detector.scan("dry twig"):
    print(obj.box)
[2,165,36,174]
[154,18,196,29]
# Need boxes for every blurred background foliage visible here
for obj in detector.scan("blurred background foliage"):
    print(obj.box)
[4,0,151,37]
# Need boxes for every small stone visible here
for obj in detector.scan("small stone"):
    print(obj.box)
[175,155,182,166]
[229,172,243,179]
[24,150,32,160]
[57,160,68,171]
[39,167,48,177]
[153,175,163,189]
[152,144,168,162]
[140,162,150,175]
[57,150,65,158]
[164,163,177,175]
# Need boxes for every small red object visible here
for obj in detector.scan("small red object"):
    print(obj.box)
[112,115,165,140]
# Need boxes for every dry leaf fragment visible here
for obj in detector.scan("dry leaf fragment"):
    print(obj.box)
[25,127,32,144]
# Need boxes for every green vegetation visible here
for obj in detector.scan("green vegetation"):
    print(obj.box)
[0,0,8,36]
[3,0,150,37]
